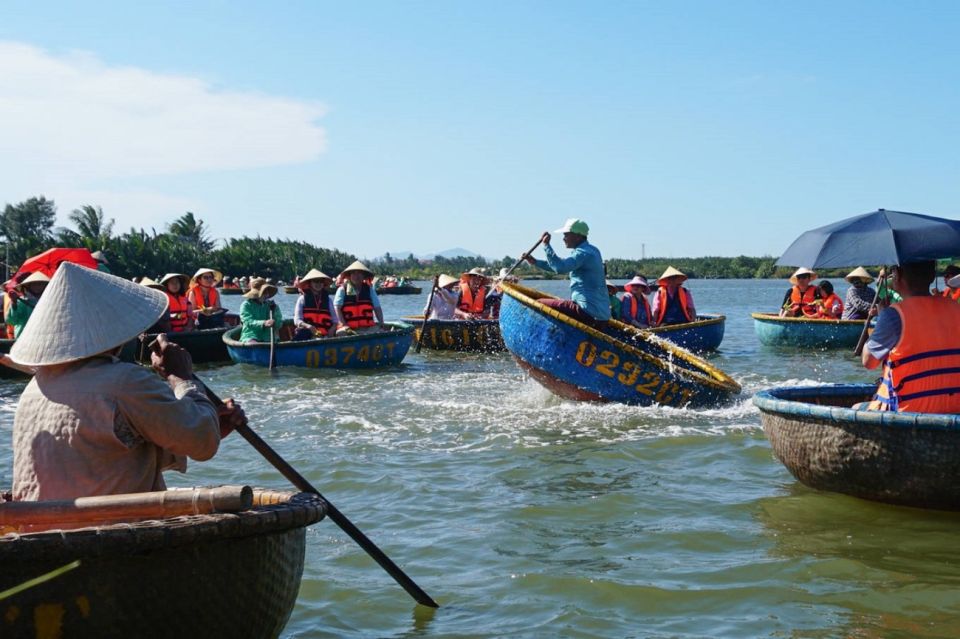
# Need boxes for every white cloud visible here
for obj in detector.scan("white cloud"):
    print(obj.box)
[0,41,327,188]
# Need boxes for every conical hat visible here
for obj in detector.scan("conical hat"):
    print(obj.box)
[10,262,168,366]
[159,273,189,290]
[340,261,373,277]
[300,268,333,284]
[657,266,687,285]
[17,271,51,289]
[437,274,458,289]
[844,266,873,283]
[139,276,165,291]
[191,268,223,285]
[789,267,817,285]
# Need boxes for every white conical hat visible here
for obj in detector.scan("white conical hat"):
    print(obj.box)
[657,266,687,285]
[844,266,873,283]
[11,262,168,366]
[17,271,51,289]
[191,267,223,285]
[437,274,458,289]
[339,260,374,277]
[300,268,333,284]
[139,276,165,291]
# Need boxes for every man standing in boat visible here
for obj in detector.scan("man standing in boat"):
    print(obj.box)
[523,218,610,325]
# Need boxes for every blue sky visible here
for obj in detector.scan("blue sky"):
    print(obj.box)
[1,1,958,262]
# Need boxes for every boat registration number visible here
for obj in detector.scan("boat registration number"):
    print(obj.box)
[574,340,694,405]
[304,342,396,367]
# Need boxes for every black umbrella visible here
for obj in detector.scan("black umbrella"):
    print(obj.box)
[776,209,960,268]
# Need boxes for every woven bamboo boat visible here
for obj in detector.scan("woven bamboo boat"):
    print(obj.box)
[499,283,741,407]
[647,314,726,352]
[283,286,299,294]
[117,314,241,365]
[751,312,867,348]
[220,287,244,295]
[376,285,422,295]
[755,384,960,509]
[0,488,325,637]
[402,316,505,353]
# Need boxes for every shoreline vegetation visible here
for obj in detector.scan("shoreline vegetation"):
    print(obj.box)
[1,197,864,281]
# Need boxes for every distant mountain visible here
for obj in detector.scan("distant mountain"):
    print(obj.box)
[373,247,484,262]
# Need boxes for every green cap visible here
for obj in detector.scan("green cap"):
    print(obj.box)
[554,218,589,236]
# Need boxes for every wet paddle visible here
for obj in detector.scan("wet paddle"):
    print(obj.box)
[853,267,885,357]
[195,377,440,609]
[415,275,440,354]
[268,305,277,370]
[502,237,545,279]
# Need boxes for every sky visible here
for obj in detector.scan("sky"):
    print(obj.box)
[0,1,958,262]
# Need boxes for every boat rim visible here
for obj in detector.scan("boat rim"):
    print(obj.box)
[401,315,499,325]
[646,313,725,334]
[750,312,867,325]
[501,282,741,394]
[222,320,414,349]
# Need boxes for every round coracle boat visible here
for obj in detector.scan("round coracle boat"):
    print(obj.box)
[223,320,414,369]
[646,314,726,352]
[283,286,299,294]
[755,384,960,510]
[220,287,244,295]
[403,316,505,353]
[119,314,241,365]
[376,285,422,295]
[0,487,325,638]
[499,283,741,407]
[751,312,867,348]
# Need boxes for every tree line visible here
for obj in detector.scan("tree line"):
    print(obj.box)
[0,196,853,282]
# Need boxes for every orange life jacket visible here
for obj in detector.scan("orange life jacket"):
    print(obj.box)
[942,287,960,301]
[302,289,333,335]
[189,284,220,310]
[458,282,487,314]
[340,283,376,329]
[623,292,652,325]
[654,286,694,325]
[167,293,190,332]
[788,285,820,317]
[868,296,960,413]
[819,293,844,319]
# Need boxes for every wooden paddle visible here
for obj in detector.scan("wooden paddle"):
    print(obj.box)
[268,305,277,370]
[195,377,440,608]
[853,267,885,356]
[502,237,545,279]
[415,275,440,354]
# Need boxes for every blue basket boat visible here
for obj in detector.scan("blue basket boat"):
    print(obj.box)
[402,316,505,353]
[754,384,960,510]
[751,312,867,348]
[223,321,414,369]
[499,283,741,408]
[647,314,726,352]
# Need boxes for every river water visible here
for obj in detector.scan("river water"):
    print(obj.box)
[3,279,960,638]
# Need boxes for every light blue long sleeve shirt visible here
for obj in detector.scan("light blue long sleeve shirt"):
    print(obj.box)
[533,240,611,321]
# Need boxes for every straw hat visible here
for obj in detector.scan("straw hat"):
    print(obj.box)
[497,267,519,283]
[243,277,278,299]
[16,271,51,290]
[158,273,189,291]
[844,266,873,284]
[191,268,223,285]
[91,250,108,264]
[624,275,651,291]
[461,267,489,280]
[437,274,459,289]
[300,268,333,285]
[789,267,817,285]
[554,218,589,236]
[605,279,618,291]
[10,262,168,366]
[138,277,165,291]
[657,266,687,286]
[340,261,374,277]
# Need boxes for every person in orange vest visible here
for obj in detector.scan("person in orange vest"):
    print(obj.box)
[293,269,338,340]
[816,281,844,319]
[651,267,696,327]
[455,268,492,319]
[620,275,653,328]
[188,268,226,329]
[779,267,821,317]
[861,260,960,412]
[159,273,194,332]
[931,264,960,300]
[334,261,384,334]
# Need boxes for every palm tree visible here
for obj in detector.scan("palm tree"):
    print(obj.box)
[167,212,214,252]
[68,205,114,250]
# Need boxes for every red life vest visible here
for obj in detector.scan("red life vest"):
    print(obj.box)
[340,283,376,329]
[788,285,820,317]
[942,287,960,301]
[189,284,220,310]
[819,293,844,319]
[302,289,333,335]
[458,282,487,314]
[654,286,694,325]
[868,296,960,412]
[167,293,190,332]
[623,292,652,325]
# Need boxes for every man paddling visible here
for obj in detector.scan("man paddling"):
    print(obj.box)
[522,218,610,325]
[8,263,246,501]
[860,260,960,413]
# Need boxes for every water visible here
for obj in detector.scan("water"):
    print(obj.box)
[4,279,960,638]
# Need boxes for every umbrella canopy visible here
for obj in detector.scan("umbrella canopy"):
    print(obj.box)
[15,247,99,279]
[776,209,960,269]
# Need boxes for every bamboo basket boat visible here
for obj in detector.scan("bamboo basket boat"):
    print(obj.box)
[755,384,960,509]
[751,312,867,348]
[0,487,325,637]
[647,314,726,352]
[402,316,505,353]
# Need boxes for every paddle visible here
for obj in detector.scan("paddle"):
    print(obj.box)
[268,305,277,370]
[415,275,440,354]
[853,267,885,357]
[502,237,545,279]
[195,376,440,608]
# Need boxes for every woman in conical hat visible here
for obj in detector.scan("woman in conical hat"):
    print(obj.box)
[780,267,820,318]
[239,278,282,344]
[651,266,696,327]
[620,275,653,328]
[188,268,225,329]
[7,262,245,500]
[335,261,384,333]
[5,271,50,339]
[293,269,337,340]
[423,274,460,320]
[159,273,194,332]
[843,267,877,320]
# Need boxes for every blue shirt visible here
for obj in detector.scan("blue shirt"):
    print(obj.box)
[865,307,902,361]
[533,240,610,321]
